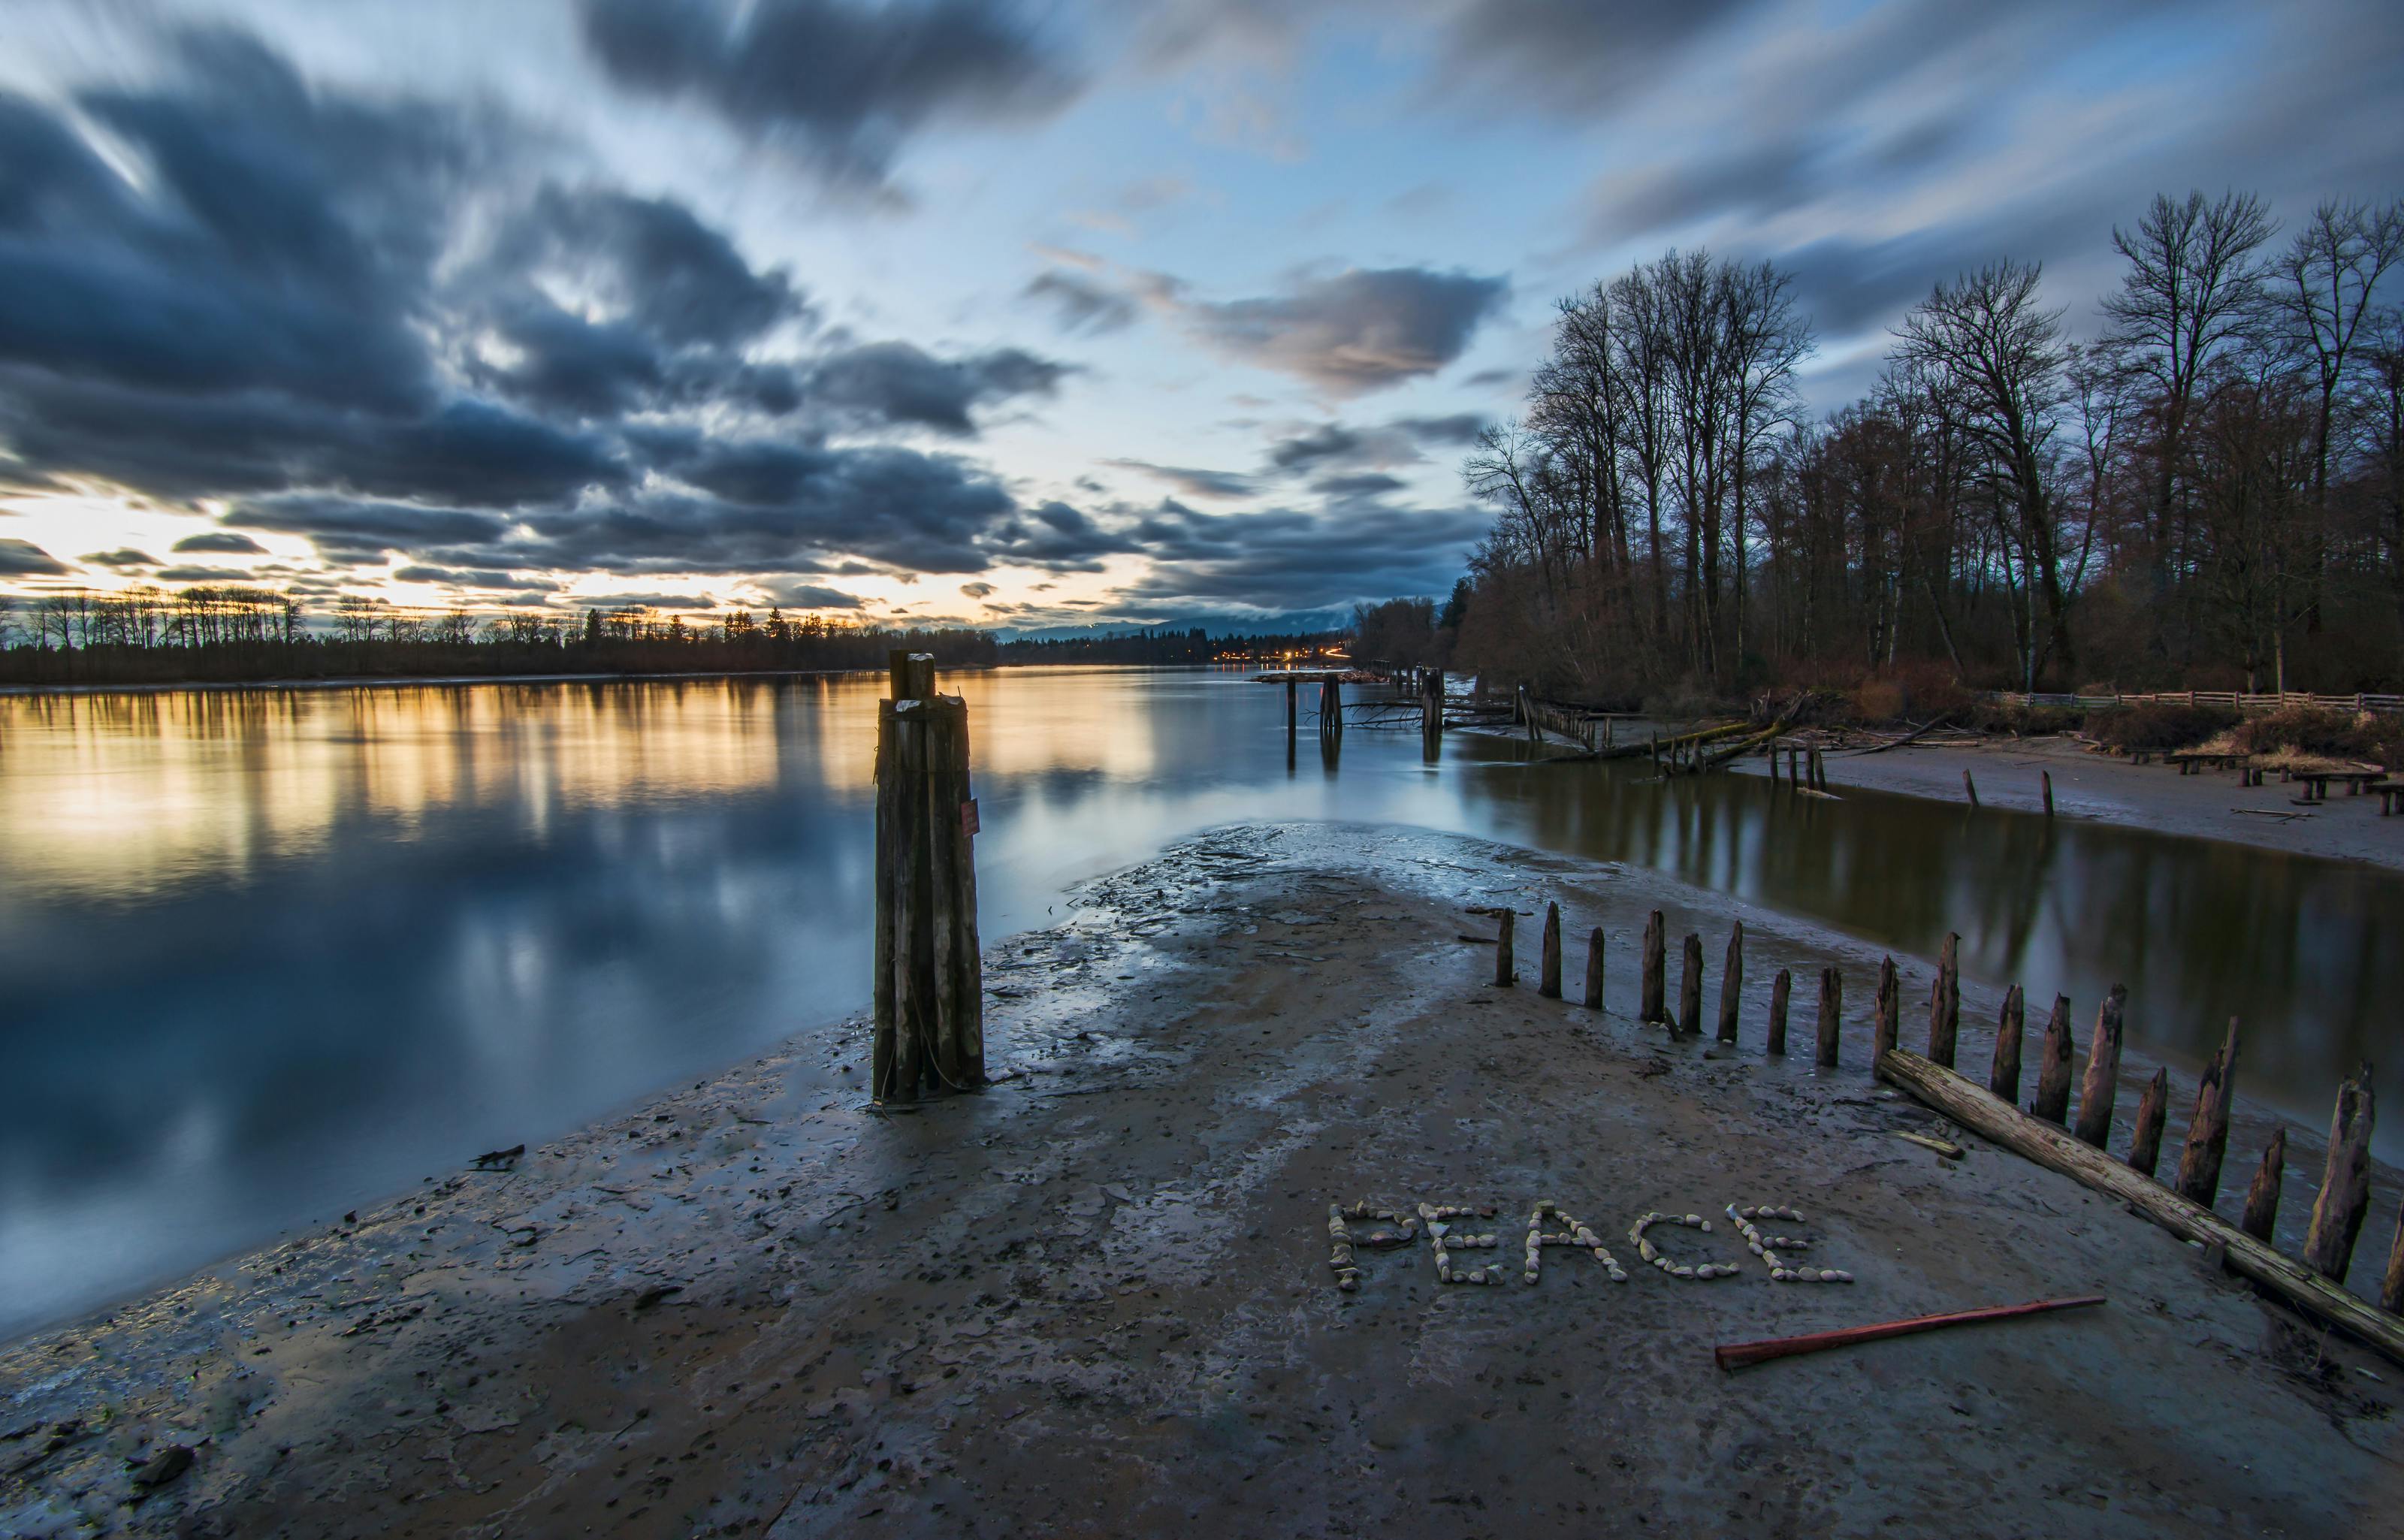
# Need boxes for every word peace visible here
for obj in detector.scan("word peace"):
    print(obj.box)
[1325,1199,1855,1291]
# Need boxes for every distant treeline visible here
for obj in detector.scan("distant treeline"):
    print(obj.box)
[995,628,1341,666]
[0,587,995,687]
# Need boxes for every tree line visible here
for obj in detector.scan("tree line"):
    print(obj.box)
[1437,193,2404,701]
[0,587,995,687]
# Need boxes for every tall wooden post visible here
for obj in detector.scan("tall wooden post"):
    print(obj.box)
[1678,932,1703,1034]
[1766,968,1792,1055]
[2041,770,2055,817]
[1320,676,1342,741]
[2072,985,2128,1149]
[1872,956,1899,1064]
[2303,1066,2375,1282]
[1715,922,1744,1043]
[1990,984,2025,1105]
[1640,910,1666,1023]
[1494,910,1515,988]
[1539,902,1563,999]
[2127,1068,2170,1177]
[2173,1018,2240,1207]
[1814,968,1843,1067]
[2032,994,2077,1124]
[1583,927,1605,1010]
[872,651,984,1104]
[1286,677,1297,751]
[2240,1129,2286,1242]
[1421,667,1443,759]
[1928,932,1960,1068]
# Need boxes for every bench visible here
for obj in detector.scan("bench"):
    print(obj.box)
[2292,770,2389,804]
[2165,751,2248,776]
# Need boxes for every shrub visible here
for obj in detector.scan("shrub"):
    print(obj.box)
[2232,707,2404,768]
[2088,702,2239,753]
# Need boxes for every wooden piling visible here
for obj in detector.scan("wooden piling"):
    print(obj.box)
[2173,1018,2240,1208]
[2303,1065,2375,1282]
[1678,932,1704,1034]
[2033,994,2076,1125]
[1539,902,1562,999]
[1583,926,1605,1010]
[1716,922,1744,1043]
[1786,746,1800,786]
[2127,1067,2170,1177]
[2041,770,2055,816]
[2072,985,2128,1149]
[1320,677,1343,741]
[871,653,985,1104]
[1814,968,1842,1067]
[1962,768,1979,807]
[1872,956,1899,1063]
[1493,909,1515,987]
[1767,968,1791,1055]
[1928,932,1961,1068]
[2381,1197,2404,1315]
[1990,984,2025,1104]
[1640,910,1666,1022]
[2241,1129,2286,1243]
[1286,678,1297,748]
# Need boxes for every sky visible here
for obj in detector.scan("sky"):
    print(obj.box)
[0,0,2399,634]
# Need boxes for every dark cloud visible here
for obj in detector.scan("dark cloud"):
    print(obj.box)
[1176,267,1509,394]
[0,537,68,575]
[1103,460,1255,499]
[804,343,1072,435]
[155,565,255,583]
[80,548,160,569]
[577,0,1077,189]
[172,530,268,556]
[566,590,720,611]
[1310,473,1406,498]
[1110,500,1487,612]
[225,496,515,554]
[763,581,864,610]
[1261,412,1487,476]
[959,581,995,598]
[1022,270,1137,334]
[1432,0,1756,116]
[393,565,554,592]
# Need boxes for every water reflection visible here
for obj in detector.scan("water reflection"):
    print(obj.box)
[0,666,2396,1342]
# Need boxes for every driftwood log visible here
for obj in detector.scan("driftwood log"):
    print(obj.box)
[1875,1049,2404,1367]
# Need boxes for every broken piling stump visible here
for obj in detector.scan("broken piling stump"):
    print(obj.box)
[1991,984,2025,1104]
[1872,956,1898,1064]
[2241,1130,2286,1243]
[1583,926,1605,1010]
[1640,910,1666,1023]
[2033,994,2076,1125]
[1678,932,1704,1034]
[1716,922,1744,1043]
[1493,910,1516,988]
[2072,986,2128,1149]
[1767,968,1792,1055]
[1815,967,1842,1068]
[1928,932,1960,1068]
[1539,902,1562,999]
[2174,1018,2240,1208]
[2303,1065,2375,1283]
[2128,1067,2170,1178]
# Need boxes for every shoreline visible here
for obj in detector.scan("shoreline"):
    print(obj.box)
[4,822,2396,1536]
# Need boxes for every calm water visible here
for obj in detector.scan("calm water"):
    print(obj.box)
[1,666,2396,1342]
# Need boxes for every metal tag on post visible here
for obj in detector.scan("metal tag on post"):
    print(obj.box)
[960,798,979,836]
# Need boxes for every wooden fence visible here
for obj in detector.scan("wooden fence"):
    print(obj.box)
[1987,689,2404,716]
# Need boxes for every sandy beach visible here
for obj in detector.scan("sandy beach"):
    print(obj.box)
[1731,732,2404,872]
[4,821,2398,1538]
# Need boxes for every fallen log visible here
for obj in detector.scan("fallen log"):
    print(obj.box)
[1541,718,1752,765]
[1875,1048,2404,1366]
[1714,1294,2106,1371]
[1845,716,1953,756]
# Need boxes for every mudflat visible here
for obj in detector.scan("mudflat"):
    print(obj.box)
[4,823,2397,1538]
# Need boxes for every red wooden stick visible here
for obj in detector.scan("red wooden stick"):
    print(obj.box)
[1714,1294,2107,1371]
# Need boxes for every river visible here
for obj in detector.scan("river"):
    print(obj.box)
[2,665,2395,1342]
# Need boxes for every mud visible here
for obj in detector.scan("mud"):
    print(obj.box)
[4,823,2399,1538]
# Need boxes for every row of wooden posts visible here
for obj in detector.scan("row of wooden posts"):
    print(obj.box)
[1487,900,2401,1327]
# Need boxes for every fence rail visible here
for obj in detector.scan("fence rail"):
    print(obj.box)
[1986,689,2404,717]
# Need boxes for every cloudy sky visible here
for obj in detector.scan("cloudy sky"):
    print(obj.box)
[1,1,2398,631]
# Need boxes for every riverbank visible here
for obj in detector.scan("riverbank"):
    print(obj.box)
[1728,733,2404,872]
[4,823,2398,1537]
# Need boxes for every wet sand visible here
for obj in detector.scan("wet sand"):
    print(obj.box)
[5,823,2400,1538]
[1733,734,2404,872]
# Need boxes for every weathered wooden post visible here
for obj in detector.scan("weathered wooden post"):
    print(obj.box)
[2041,770,2055,817]
[2127,1067,2170,1177]
[2240,1130,2286,1242]
[1286,677,1297,751]
[1539,902,1563,999]
[871,651,985,1104]
[1421,667,1443,758]
[1640,910,1666,1022]
[2033,994,2076,1124]
[2173,1018,2239,1206]
[1814,967,1842,1067]
[1962,768,1979,807]
[1928,932,1960,1067]
[1494,909,1515,987]
[1651,731,1662,774]
[1786,746,1801,786]
[1990,984,2025,1104]
[1872,956,1899,1063]
[2381,1200,2404,1315]
[2303,1065,2375,1282]
[2072,985,2128,1149]
[1320,676,1343,742]
[1716,922,1744,1043]
[1678,932,1704,1034]
[1583,927,1605,1010]
[1766,968,1792,1055]
[1768,742,1781,786]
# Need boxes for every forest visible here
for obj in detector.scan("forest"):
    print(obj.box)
[1415,193,2404,705]
[0,588,995,687]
